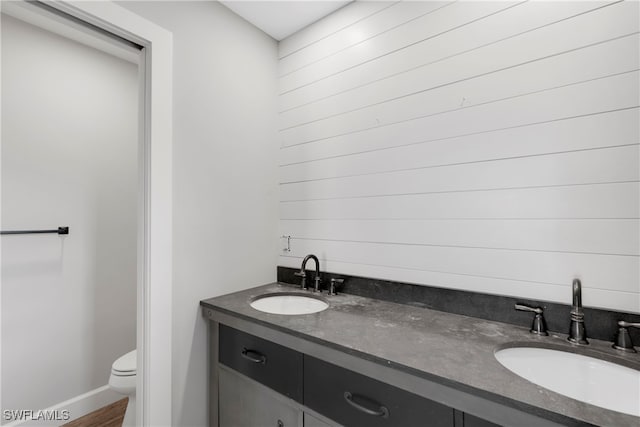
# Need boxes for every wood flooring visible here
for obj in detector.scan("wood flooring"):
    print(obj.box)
[61,398,128,427]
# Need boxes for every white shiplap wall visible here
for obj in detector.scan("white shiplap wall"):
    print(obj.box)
[277,1,640,312]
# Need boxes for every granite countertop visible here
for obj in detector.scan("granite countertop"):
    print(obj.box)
[201,283,640,427]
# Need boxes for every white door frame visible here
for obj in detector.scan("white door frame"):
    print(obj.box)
[0,1,173,425]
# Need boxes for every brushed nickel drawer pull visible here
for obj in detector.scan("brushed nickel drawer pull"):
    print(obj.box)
[344,391,389,418]
[241,347,266,364]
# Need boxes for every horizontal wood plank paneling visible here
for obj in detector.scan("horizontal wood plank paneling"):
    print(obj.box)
[280,34,639,130]
[280,219,639,255]
[280,108,638,181]
[280,145,639,200]
[279,1,613,111]
[280,1,522,93]
[280,182,640,220]
[277,1,640,312]
[280,75,638,165]
[281,70,638,147]
[277,240,640,293]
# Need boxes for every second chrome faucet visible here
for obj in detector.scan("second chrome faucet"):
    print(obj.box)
[568,278,588,345]
[516,278,589,344]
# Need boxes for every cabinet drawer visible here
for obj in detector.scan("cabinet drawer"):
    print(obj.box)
[219,367,301,427]
[219,324,303,402]
[304,355,454,427]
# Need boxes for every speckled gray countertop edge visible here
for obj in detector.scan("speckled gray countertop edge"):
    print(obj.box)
[201,283,640,427]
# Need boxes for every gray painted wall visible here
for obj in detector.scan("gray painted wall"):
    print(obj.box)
[117,2,280,425]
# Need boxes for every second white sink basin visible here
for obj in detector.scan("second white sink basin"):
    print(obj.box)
[250,293,328,315]
[495,346,640,416]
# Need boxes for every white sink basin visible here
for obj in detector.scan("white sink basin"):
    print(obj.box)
[250,293,328,315]
[495,346,640,416]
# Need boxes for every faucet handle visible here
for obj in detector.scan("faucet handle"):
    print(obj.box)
[515,304,543,314]
[515,304,548,336]
[613,321,640,353]
[313,275,322,293]
[294,270,307,290]
[618,321,640,328]
[328,278,344,296]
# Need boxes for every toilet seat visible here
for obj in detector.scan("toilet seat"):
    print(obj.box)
[109,349,137,427]
[111,349,136,376]
[112,369,136,376]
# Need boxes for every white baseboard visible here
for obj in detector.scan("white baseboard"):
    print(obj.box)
[3,385,123,427]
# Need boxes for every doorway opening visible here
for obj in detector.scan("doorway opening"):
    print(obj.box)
[0,1,173,425]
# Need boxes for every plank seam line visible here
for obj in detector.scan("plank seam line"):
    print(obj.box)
[282,238,640,257]
[278,143,640,185]
[279,180,640,203]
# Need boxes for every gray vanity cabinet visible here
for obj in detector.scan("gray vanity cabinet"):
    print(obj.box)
[215,324,499,427]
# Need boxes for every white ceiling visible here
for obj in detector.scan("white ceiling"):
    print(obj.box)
[220,1,351,41]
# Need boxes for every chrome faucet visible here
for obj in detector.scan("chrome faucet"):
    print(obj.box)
[295,254,321,292]
[568,279,588,345]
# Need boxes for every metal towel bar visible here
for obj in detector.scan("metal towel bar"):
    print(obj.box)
[1,227,69,235]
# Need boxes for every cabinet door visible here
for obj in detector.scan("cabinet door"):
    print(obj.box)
[454,410,501,427]
[219,366,302,427]
[304,355,454,427]
[462,413,500,427]
[303,413,336,427]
